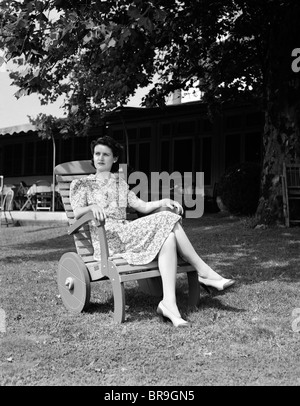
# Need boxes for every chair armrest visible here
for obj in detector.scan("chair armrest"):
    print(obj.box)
[68,211,109,272]
[68,211,105,235]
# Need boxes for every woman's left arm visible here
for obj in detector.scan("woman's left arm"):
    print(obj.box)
[124,177,183,215]
[130,193,184,215]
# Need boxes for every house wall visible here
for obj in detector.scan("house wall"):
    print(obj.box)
[0,128,103,186]
[106,101,264,198]
[0,101,264,202]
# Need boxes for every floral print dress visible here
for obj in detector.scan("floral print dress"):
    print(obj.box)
[70,173,181,265]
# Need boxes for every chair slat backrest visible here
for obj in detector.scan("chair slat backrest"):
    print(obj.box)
[2,189,14,211]
[55,160,96,263]
[284,163,300,191]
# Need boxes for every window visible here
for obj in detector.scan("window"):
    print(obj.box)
[60,138,73,163]
[225,133,241,168]
[161,123,171,137]
[128,143,136,170]
[24,142,35,175]
[112,129,124,142]
[173,138,193,174]
[202,118,213,132]
[140,127,151,139]
[195,136,212,185]
[36,140,52,174]
[160,140,170,172]
[246,112,264,127]
[74,137,89,160]
[226,114,243,130]
[202,137,212,185]
[245,132,262,163]
[177,120,196,134]
[139,143,150,174]
[3,143,23,176]
[127,128,137,139]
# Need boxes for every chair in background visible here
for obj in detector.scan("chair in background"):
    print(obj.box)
[36,187,52,211]
[282,162,300,227]
[14,181,29,210]
[0,188,15,227]
[34,180,52,211]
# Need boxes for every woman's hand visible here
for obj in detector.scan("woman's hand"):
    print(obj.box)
[89,204,106,221]
[161,198,184,215]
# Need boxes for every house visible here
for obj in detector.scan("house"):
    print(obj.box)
[0,100,264,209]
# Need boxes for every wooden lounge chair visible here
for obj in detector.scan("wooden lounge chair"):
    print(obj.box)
[282,162,300,227]
[54,160,200,323]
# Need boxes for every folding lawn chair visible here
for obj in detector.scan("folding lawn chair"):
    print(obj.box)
[0,188,15,227]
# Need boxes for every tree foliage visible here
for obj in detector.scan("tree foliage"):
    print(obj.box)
[1,0,299,135]
[1,0,300,223]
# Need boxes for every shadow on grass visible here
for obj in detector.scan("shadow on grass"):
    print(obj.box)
[24,225,69,233]
[84,284,246,324]
[2,213,300,284]
[1,234,74,263]
[0,250,75,264]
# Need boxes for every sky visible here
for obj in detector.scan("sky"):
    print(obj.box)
[0,70,66,129]
[0,47,150,129]
[0,68,154,129]
[0,61,199,130]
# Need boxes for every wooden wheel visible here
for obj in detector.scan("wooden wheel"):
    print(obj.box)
[57,252,91,313]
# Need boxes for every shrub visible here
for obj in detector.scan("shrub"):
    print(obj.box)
[217,162,261,215]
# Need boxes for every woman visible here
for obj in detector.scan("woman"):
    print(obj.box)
[70,136,235,327]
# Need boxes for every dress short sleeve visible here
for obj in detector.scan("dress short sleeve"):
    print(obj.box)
[116,176,140,210]
[127,189,142,210]
[70,178,88,210]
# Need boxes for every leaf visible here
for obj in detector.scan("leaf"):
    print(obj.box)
[83,32,93,45]
[33,68,40,78]
[108,38,116,48]
[127,5,142,20]
[19,66,31,77]
[85,20,95,30]
[0,56,5,67]
[14,88,30,99]
[141,17,153,32]
[70,105,79,114]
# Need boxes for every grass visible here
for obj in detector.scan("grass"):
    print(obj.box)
[1,212,300,386]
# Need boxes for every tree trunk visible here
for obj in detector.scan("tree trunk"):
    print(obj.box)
[255,1,300,226]
[256,106,300,225]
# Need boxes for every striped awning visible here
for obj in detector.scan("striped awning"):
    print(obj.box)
[0,123,37,135]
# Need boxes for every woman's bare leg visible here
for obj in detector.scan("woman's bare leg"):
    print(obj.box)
[158,232,182,318]
[173,222,223,280]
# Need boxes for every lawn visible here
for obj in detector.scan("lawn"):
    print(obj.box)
[1,212,300,386]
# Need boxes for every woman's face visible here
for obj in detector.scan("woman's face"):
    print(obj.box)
[93,144,117,173]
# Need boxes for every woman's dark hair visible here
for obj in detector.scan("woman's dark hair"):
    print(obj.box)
[90,135,124,172]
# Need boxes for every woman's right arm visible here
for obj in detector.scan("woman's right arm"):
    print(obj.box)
[70,178,106,222]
